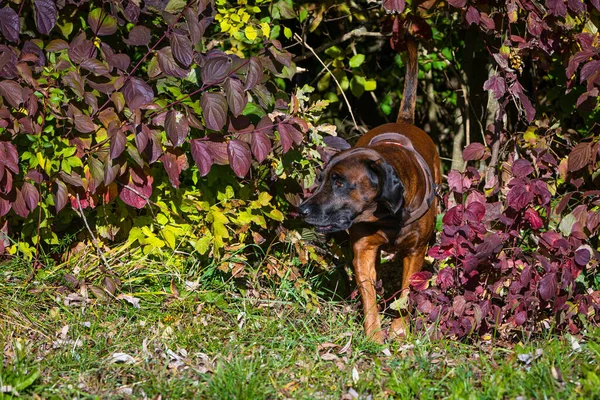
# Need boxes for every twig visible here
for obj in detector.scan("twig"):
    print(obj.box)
[75,193,115,276]
[294,33,358,130]
[293,28,386,63]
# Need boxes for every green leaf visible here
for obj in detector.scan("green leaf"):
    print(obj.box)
[325,46,342,58]
[364,79,377,91]
[194,233,212,255]
[165,0,187,13]
[283,26,292,39]
[350,76,365,98]
[349,54,365,68]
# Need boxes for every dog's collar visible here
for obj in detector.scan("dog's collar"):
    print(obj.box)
[368,133,435,226]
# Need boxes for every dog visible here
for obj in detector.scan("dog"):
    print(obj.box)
[298,33,441,343]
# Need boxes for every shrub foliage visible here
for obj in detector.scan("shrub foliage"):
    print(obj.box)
[0,0,598,338]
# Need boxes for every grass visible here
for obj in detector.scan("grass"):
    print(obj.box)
[1,251,600,399]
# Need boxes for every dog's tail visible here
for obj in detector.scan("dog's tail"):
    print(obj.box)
[397,34,418,125]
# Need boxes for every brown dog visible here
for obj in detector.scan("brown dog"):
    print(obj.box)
[298,35,441,343]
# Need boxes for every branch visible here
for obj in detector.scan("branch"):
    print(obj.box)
[75,194,115,276]
[293,33,358,130]
[293,28,387,63]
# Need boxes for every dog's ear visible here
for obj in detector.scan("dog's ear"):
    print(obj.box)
[369,159,404,216]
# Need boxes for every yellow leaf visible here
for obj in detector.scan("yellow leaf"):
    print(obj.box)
[245,25,257,41]
[213,222,230,239]
[267,209,284,221]
[258,192,272,206]
[260,22,270,37]
[194,233,212,255]
[220,20,231,33]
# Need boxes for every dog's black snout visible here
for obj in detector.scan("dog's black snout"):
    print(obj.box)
[297,202,312,218]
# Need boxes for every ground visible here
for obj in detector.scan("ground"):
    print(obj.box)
[1,257,600,399]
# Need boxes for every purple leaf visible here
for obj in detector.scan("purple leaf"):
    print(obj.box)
[12,188,29,218]
[512,159,534,178]
[124,26,151,46]
[68,32,96,64]
[206,141,229,165]
[574,248,591,266]
[201,92,228,131]
[0,7,20,43]
[170,32,193,67]
[462,143,487,161]
[448,0,467,6]
[109,122,126,159]
[507,184,534,210]
[53,179,68,212]
[279,122,303,145]
[34,0,57,35]
[466,6,480,25]
[80,59,110,76]
[251,130,272,163]
[223,77,247,117]
[547,0,568,16]
[228,139,252,178]
[122,77,154,110]
[382,0,406,13]
[567,0,586,13]
[190,139,213,176]
[88,8,117,36]
[568,142,592,172]
[0,142,18,174]
[539,273,558,301]
[124,2,141,23]
[165,110,189,146]
[201,56,232,84]
[21,182,39,212]
[157,47,189,78]
[244,57,263,91]
[0,80,23,108]
[436,267,455,291]
[323,136,351,150]
[184,7,203,44]
[483,74,506,100]
[73,112,96,133]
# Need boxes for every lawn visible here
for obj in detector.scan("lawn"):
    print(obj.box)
[1,254,599,399]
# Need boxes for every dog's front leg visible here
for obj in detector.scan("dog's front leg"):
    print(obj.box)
[352,237,384,344]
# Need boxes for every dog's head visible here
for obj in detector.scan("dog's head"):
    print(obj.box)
[298,148,405,233]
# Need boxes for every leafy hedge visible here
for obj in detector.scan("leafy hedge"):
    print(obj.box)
[0,0,329,270]
[0,0,598,339]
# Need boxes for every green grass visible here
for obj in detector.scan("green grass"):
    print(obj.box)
[1,255,600,399]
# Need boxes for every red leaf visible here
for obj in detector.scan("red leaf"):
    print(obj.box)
[53,179,68,212]
[409,271,432,291]
[507,184,534,210]
[161,148,189,188]
[462,143,486,161]
[0,142,18,174]
[0,6,20,43]
[190,139,213,176]
[539,273,558,301]
[436,267,455,290]
[165,110,189,146]
[227,139,252,178]
[119,168,153,209]
[568,142,592,172]
[524,208,544,229]
[34,0,57,35]
[512,159,534,178]
[201,92,228,131]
